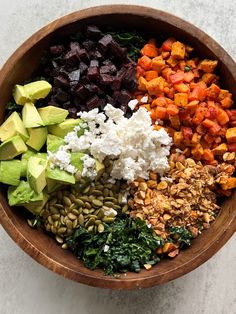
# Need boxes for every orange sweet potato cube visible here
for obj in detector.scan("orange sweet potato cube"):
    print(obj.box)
[171,41,185,60]
[147,77,166,95]
[198,59,218,73]
[221,177,236,190]
[174,93,188,107]
[212,143,228,155]
[226,127,236,143]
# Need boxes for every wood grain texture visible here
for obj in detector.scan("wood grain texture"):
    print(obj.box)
[0,5,236,290]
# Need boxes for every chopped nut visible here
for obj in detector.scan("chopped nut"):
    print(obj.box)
[144,264,152,270]
[163,214,171,221]
[139,182,148,191]
[157,181,168,190]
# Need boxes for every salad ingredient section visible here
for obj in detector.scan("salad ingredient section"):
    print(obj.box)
[1,25,236,276]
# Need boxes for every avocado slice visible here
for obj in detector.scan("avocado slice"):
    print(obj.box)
[24,80,52,100]
[48,118,85,138]
[46,134,65,153]
[13,85,28,105]
[8,180,44,206]
[0,112,29,142]
[70,152,85,172]
[46,165,75,185]
[23,192,49,215]
[26,127,47,151]
[46,178,64,193]
[22,102,44,128]
[38,106,68,126]
[27,156,47,194]
[0,160,21,186]
[20,150,47,177]
[0,135,27,160]
[95,160,105,179]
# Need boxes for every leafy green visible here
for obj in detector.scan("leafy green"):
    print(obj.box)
[66,217,163,275]
[168,226,193,247]
[106,30,145,61]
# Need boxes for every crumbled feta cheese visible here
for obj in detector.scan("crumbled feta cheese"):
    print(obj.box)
[128,99,138,110]
[47,149,76,174]
[81,155,97,179]
[103,245,110,252]
[75,104,172,182]
[161,176,173,183]
[147,223,152,228]
[140,95,148,103]
[103,208,117,217]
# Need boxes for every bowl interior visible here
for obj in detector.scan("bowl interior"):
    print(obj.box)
[0,6,236,289]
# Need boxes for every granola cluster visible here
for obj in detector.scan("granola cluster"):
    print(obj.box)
[128,153,235,240]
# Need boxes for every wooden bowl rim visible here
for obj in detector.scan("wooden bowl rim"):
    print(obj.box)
[0,5,236,290]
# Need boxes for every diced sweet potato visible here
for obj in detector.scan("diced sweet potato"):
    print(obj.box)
[198,59,218,73]
[201,73,216,85]
[147,77,166,95]
[212,143,228,155]
[138,76,148,91]
[183,71,195,83]
[191,132,201,144]
[221,96,233,109]
[174,93,188,107]
[216,108,229,126]
[166,56,179,67]
[151,57,166,72]
[191,144,204,160]
[167,104,179,116]
[151,96,168,107]
[171,41,185,60]
[169,115,180,129]
[141,44,158,58]
[156,106,167,119]
[170,71,185,84]
[182,127,193,141]
[138,55,152,70]
[220,177,236,190]
[202,149,214,161]
[162,37,176,51]
[145,70,158,81]
[218,89,230,101]
[174,83,189,93]
[226,127,236,143]
[174,131,183,145]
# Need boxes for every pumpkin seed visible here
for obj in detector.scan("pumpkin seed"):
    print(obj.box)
[72,219,78,228]
[63,196,71,207]
[103,188,109,197]
[87,225,94,232]
[79,214,85,225]
[68,213,77,220]
[61,243,68,249]
[98,224,105,233]
[27,219,33,227]
[65,220,73,229]
[79,196,90,202]
[104,201,114,207]
[92,189,103,196]
[48,216,53,225]
[95,219,102,226]
[72,208,79,216]
[83,208,90,215]
[75,199,85,207]
[102,217,115,223]
[92,199,103,207]
[84,201,92,209]
[52,214,60,221]
[58,227,67,234]
[83,186,91,194]
[55,235,64,244]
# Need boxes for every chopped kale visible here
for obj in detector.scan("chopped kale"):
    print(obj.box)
[168,226,193,247]
[66,217,163,275]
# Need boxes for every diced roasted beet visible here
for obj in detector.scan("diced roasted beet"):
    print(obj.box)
[100,63,116,75]
[87,67,99,81]
[119,104,128,114]
[98,98,106,109]
[64,50,79,66]
[86,25,102,39]
[100,74,114,85]
[98,35,113,53]
[115,90,132,105]
[93,49,103,60]
[75,85,90,99]
[54,75,70,88]
[79,62,88,75]
[109,41,127,60]
[68,107,78,118]
[70,42,80,52]
[86,95,100,110]
[50,45,65,55]
[68,69,80,82]
[111,77,122,91]
[55,89,70,103]
[62,101,71,109]
[90,59,99,67]
[83,40,96,51]
[77,48,89,62]
[106,95,116,106]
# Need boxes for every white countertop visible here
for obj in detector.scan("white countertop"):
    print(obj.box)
[0,1,236,313]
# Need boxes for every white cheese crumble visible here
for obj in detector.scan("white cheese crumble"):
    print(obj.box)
[128,99,138,110]
[103,208,117,217]
[47,148,76,174]
[103,245,110,252]
[81,155,97,180]
[140,95,148,103]
[69,104,172,182]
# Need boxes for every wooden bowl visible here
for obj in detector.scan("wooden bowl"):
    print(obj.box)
[0,5,236,290]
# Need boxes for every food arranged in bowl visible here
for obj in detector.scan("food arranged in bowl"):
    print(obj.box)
[1,24,236,276]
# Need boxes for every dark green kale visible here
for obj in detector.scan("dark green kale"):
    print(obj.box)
[66,217,163,275]
[106,30,145,61]
[168,226,193,247]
